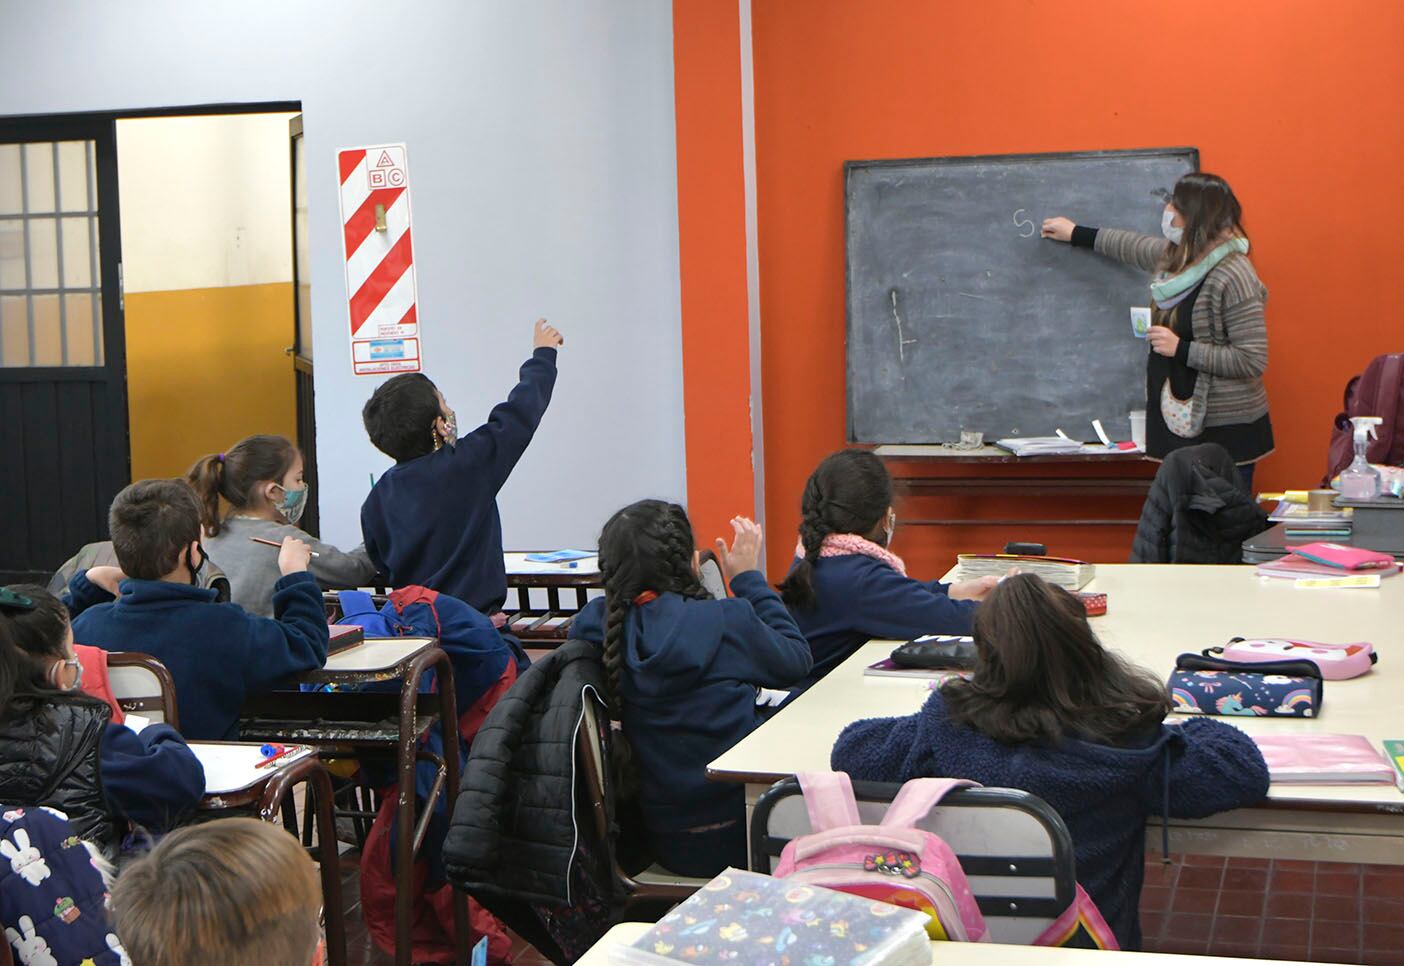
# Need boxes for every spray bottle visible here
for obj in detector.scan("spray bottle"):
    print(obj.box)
[1339,416,1383,500]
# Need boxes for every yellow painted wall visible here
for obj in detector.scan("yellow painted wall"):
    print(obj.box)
[125,281,297,479]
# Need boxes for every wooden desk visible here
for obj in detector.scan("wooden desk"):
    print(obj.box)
[240,636,469,966]
[576,921,1305,965]
[191,743,346,966]
[504,551,602,643]
[709,565,1404,864]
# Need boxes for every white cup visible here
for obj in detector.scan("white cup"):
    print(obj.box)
[1129,410,1147,450]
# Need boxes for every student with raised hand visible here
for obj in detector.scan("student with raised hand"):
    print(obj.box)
[66,479,330,741]
[570,501,812,876]
[779,449,995,693]
[188,434,377,617]
[831,573,1269,951]
[1042,172,1273,492]
[0,585,204,853]
[360,319,563,618]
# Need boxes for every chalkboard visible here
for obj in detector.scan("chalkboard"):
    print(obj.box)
[845,147,1198,445]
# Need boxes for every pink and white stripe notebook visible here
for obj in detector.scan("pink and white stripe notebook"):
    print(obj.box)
[1255,734,1395,784]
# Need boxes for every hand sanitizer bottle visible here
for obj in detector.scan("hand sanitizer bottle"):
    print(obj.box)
[1339,416,1383,500]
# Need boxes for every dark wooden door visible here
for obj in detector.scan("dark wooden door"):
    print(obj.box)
[289,114,320,536]
[0,117,128,583]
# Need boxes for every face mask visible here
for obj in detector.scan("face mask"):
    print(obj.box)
[1161,207,1184,246]
[49,657,83,692]
[273,483,310,526]
[187,544,207,587]
[441,410,458,450]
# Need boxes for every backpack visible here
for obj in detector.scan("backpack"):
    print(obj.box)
[1325,352,1404,484]
[772,771,988,942]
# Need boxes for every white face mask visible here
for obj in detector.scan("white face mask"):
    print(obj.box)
[1161,207,1184,246]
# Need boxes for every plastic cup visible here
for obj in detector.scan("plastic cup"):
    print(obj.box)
[1129,410,1147,450]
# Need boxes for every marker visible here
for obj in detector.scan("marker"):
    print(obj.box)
[250,536,320,557]
[256,746,298,769]
[260,743,285,757]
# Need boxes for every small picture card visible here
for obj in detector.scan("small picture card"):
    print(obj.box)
[1130,306,1151,338]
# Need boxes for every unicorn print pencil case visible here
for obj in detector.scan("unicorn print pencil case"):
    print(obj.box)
[1168,653,1323,718]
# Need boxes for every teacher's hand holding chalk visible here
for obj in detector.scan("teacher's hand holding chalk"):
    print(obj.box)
[1040,216,1075,242]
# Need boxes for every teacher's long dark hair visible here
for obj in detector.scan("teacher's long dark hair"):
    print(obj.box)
[942,574,1170,745]
[1163,172,1248,274]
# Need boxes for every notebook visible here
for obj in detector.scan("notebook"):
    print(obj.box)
[190,743,316,795]
[957,553,1095,590]
[1290,542,1396,571]
[1254,735,1395,784]
[608,868,931,966]
[863,658,971,681]
[1269,501,1352,529]
[1256,554,1400,580]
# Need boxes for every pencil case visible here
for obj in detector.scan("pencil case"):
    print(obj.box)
[1168,653,1322,718]
[1074,592,1107,616]
[891,636,977,670]
[1209,638,1376,681]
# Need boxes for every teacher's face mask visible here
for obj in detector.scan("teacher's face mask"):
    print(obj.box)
[1161,205,1184,246]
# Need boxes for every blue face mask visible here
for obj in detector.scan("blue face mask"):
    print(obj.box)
[274,483,310,526]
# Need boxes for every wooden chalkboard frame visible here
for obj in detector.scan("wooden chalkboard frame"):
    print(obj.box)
[843,146,1200,447]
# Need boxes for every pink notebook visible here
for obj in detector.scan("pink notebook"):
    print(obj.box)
[1255,735,1395,784]
[1290,542,1396,572]
[1256,554,1401,580]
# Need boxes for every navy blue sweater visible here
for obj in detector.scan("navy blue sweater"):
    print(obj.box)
[67,571,330,741]
[101,722,205,832]
[831,691,1269,950]
[571,571,812,841]
[361,347,558,613]
[787,554,977,692]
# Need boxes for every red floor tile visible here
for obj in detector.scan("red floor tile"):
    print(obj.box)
[1317,862,1363,875]
[1273,859,1318,873]
[1176,865,1224,890]
[1362,920,1404,949]
[1363,948,1404,966]
[1181,853,1227,869]
[1318,871,1363,896]
[1258,942,1314,961]
[1217,888,1267,918]
[1170,887,1219,915]
[1223,867,1268,891]
[1226,856,1271,870]
[1164,913,1214,941]
[1140,911,1166,942]
[1138,885,1171,911]
[1312,919,1359,946]
[1265,891,1315,920]
[1308,949,1362,966]
[1207,940,1260,958]
[1363,895,1404,923]
[1142,861,1179,887]
[1316,893,1362,922]
[1211,915,1262,945]
[1155,936,1209,955]
[1262,917,1312,946]
[1364,870,1404,899]
[1269,868,1315,894]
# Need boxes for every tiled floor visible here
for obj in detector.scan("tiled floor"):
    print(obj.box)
[1139,853,1404,964]
[338,851,1404,963]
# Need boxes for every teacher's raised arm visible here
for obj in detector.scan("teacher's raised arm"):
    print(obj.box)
[1041,173,1273,494]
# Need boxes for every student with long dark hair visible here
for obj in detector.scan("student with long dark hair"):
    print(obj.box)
[570,500,811,876]
[189,435,377,616]
[1043,173,1273,491]
[779,449,996,692]
[831,574,1268,950]
[0,585,204,854]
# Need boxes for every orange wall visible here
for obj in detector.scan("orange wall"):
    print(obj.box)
[674,0,758,546]
[750,0,1404,576]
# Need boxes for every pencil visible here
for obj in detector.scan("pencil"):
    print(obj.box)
[249,536,320,557]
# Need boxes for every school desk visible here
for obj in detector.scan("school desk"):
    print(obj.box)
[504,551,602,643]
[191,742,346,966]
[238,636,471,966]
[708,564,1404,866]
[573,921,1309,965]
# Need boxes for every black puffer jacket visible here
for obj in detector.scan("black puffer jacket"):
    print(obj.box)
[443,639,608,905]
[1130,443,1269,564]
[0,699,114,850]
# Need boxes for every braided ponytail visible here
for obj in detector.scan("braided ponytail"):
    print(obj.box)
[778,449,894,611]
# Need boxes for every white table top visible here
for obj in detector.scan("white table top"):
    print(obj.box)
[576,922,1304,965]
[503,551,601,576]
[320,636,437,673]
[709,564,1404,809]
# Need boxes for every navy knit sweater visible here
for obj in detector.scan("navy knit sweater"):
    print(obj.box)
[786,553,977,692]
[100,722,206,832]
[831,690,1269,950]
[571,572,812,849]
[67,570,329,741]
[361,347,558,613]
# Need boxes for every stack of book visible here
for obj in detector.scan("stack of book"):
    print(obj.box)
[1270,501,1352,540]
[957,553,1095,591]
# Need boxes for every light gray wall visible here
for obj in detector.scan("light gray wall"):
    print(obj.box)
[0,0,687,550]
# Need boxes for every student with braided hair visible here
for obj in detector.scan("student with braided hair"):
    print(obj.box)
[571,500,811,876]
[780,449,998,693]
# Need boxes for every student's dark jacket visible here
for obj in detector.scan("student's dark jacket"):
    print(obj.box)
[361,347,558,614]
[785,553,977,692]
[1130,443,1269,564]
[66,570,329,741]
[0,698,204,853]
[570,571,812,840]
[831,690,1269,951]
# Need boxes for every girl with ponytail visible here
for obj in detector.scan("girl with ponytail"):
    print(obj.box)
[570,500,811,877]
[187,435,377,617]
[779,449,998,692]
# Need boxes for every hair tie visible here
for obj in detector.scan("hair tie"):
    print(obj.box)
[217,453,226,463]
[0,587,36,612]
[633,591,659,607]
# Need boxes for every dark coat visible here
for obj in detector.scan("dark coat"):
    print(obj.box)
[443,639,608,905]
[0,700,113,850]
[1130,444,1269,564]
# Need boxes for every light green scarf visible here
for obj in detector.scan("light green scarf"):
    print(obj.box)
[1150,236,1250,307]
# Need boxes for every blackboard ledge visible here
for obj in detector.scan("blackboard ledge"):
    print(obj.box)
[872,443,1151,465]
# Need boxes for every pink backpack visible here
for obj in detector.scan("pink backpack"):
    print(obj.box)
[772,771,988,942]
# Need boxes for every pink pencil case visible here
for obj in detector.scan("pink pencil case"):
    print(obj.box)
[1291,542,1395,571]
[1211,638,1377,681]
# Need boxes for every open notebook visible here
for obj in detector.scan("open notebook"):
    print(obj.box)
[1255,735,1395,784]
[189,743,316,796]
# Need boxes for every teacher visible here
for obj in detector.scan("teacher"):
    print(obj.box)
[1042,173,1272,492]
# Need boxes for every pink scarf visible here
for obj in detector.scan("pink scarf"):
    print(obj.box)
[794,532,907,576]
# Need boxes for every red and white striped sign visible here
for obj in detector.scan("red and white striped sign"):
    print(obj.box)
[337,143,422,375]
